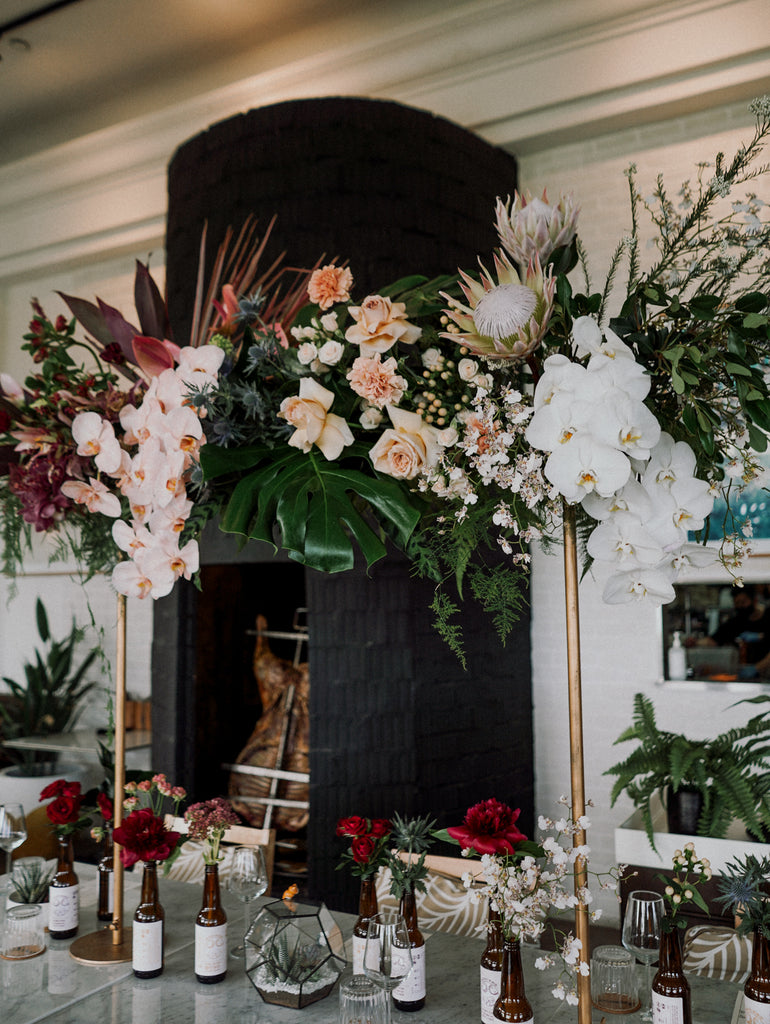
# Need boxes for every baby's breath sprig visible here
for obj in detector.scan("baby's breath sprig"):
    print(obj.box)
[657,843,711,931]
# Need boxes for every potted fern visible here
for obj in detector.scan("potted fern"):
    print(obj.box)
[605,692,770,851]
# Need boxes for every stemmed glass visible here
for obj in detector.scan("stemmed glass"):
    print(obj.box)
[0,803,27,878]
[227,844,268,958]
[364,911,413,1024]
[622,890,665,1020]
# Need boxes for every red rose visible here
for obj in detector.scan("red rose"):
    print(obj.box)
[113,808,180,867]
[46,794,83,826]
[369,818,391,838]
[97,792,114,822]
[351,835,375,864]
[336,815,368,838]
[39,778,70,801]
[446,798,527,855]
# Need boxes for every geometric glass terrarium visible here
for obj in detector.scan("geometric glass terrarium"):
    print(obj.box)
[244,898,347,1008]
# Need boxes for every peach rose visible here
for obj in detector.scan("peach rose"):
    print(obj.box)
[369,406,442,480]
[308,265,353,310]
[346,353,407,409]
[278,378,354,460]
[345,296,422,355]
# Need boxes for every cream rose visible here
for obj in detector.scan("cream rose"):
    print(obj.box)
[369,406,442,480]
[297,342,318,365]
[345,295,422,355]
[359,406,384,430]
[278,378,353,460]
[317,340,345,366]
[458,357,479,381]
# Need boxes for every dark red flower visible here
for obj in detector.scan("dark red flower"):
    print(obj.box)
[0,409,10,432]
[351,835,375,864]
[97,792,114,822]
[40,778,81,802]
[336,815,368,838]
[46,793,83,826]
[370,818,391,838]
[54,315,68,332]
[113,808,180,867]
[9,455,72,532]
[446,798,527,855]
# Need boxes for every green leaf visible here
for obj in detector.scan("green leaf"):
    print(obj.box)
[736,292,768,313]
[671,369,685,395]
[725,361,753,377]
[35,598,50,644]
[748,424,768,453]
[743,313,769,329]
[216,448,421,573]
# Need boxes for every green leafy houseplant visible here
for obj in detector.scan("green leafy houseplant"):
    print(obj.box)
[0,598,98,766]
[605,692,770,849]
[8,860,55,904]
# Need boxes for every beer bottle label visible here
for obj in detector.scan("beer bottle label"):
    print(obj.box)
[195,922,227,976]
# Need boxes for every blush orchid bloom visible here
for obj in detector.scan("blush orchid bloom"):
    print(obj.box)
[71,412,122,474]
[61,477,122,517]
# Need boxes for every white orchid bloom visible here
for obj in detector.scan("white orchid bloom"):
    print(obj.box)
[544,435,631,503]
[603,566,677,605]
[175,344,225,388]
[668,543,718,573]
[571,316,603,359]
[525,393,594,452]
[153,368,188,412]
[586,346,650,401]
[142,534,200,582]
[112,519,152,557]
[643,433,697,487]
[669,475,714,532]
[112,549,175,600]
[590,391,661,460]
[533,354,589,410]
[586,511,665,567]
[582,478,654,523]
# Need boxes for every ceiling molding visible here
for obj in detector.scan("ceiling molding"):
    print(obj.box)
[0,0,767,276]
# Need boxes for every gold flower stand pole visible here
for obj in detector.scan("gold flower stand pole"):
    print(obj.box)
[563,503,590,1022]
[70,593,132,964]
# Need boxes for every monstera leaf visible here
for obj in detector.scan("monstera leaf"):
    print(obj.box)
[200,443,422,573]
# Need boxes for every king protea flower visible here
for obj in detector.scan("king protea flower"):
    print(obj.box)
[441,251,555,360]
[495,189,579,266]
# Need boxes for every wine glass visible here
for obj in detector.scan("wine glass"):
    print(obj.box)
[363,911,413,1024]
[0,804,27,878]
[226,844,268,958]
[622,890,665,1020]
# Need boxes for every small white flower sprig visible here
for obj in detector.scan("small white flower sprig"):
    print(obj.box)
[658,842,712,932]
[440,796,624,1007]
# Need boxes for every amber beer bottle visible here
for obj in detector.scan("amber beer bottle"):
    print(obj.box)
[493,939,533,1023]
[745,928,770,1023]
[651,925,692,1024]
[352,874,378,975]
[480,904,504,1024]
[133,860,164,978]
[97,830,114,922]
[393,885,426,1011]
[195,863,227,984]
[49,834,79,939]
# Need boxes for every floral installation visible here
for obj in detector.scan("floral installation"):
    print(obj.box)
[716,852,770,937]
[386,812,437,899]
[657,842,711,932]
[436,797,625,1006]
[335,814,392,879]
[184,797,239,865]
[2,101,770,659]
[112,772,186,867]
[39,777,91,836]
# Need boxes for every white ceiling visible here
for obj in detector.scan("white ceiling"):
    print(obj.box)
[0,0,460,166]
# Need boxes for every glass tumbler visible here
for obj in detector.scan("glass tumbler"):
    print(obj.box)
[1,904,46,960]
[339,973,389,1024]
[590,944,640,1014]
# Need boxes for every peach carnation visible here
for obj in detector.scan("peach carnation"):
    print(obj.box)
[308,264,353,310]
[346,353,407,410]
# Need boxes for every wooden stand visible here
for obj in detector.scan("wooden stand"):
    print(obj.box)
[70,594,132,965]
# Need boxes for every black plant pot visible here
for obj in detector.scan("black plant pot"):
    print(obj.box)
[666,785,704,835]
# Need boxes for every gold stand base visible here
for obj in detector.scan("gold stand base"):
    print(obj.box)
[69,926,133,965]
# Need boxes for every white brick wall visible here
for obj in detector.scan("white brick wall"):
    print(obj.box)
[521,97,770,923]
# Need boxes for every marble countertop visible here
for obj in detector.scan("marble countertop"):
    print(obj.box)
[1,865,745,1024]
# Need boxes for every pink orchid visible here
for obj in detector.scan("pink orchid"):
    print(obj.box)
[60,477,122,517]
[71,411,122,474]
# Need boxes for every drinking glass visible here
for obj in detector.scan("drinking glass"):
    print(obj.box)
[363,912,413,1024]
[339,973,388,1024]
[226,845,268,958]
[0,804,27,878]
[622,890,665,1019]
